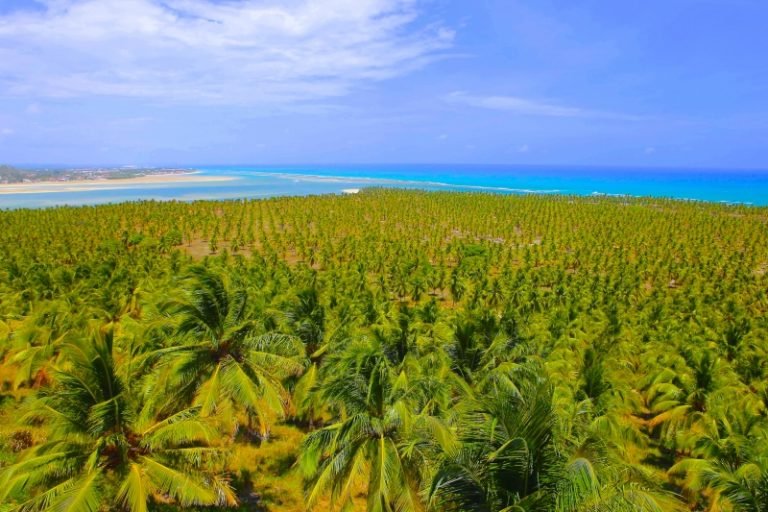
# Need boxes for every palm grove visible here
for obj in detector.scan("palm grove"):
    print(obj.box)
[0,189,766,511]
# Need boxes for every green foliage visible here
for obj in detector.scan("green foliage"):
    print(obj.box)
[0,329,235,511]
[0,189,767,511]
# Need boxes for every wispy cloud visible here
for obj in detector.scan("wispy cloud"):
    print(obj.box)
[444,91,645,121]
[0,0,453,105]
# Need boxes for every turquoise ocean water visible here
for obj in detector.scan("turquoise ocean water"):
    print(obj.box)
[2,165,768,209]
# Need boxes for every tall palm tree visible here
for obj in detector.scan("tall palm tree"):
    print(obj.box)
[429,370,677,512]
[0,329,236,511]
[154,266,305,437]
[6,301,77,389]
[668,404,768,511]
[670,457,768,511]
[284,287,325,360]
[429,373,558,511]
[713,460,768,512]
[299,337,453,512]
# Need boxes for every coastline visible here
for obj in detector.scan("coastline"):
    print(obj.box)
[0,173,236,195]
[2,166,767,207]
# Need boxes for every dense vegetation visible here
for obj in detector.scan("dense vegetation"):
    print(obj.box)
[0,189,767,511]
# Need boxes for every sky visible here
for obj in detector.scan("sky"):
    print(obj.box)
[0,0,766,168]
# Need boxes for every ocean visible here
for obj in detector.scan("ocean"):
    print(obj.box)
[2,165,768,209]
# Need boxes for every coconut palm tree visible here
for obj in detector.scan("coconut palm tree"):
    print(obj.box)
[429,369,678,512]
[0,329,236,511]
[284,286,325,360]
[154,266,305,437]
[6,301,79,389]
[299,337,453,511]
[429,372,559,511]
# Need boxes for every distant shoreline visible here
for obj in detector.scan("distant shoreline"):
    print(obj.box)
[0,173,236,195]
[3,165,768,207]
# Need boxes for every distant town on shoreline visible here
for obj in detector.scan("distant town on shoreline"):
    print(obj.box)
[0,164,193,184]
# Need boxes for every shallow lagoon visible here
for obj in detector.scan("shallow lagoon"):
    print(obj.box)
[2,164,768,208]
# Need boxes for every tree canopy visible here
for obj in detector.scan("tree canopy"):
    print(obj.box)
[0,189,766,511]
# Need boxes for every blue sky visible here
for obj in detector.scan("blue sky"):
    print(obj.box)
[0,0,766,168]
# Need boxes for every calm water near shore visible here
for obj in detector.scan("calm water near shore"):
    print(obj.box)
[2,165,768,208]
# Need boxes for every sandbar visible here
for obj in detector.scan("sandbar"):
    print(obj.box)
[0,173,236,195]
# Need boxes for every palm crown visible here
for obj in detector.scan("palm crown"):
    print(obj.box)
[0,328,235,511]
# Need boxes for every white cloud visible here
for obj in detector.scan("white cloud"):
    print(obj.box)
[0,128,14,136]
[0,0,452,105]
[445,91,644,120]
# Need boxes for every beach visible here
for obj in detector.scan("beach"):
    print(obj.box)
[0,173,235,195]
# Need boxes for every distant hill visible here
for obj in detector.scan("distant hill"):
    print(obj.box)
[0,165,33,183]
